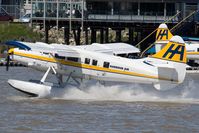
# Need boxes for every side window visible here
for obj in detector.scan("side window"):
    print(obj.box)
[67,57,79,62]
[197,48,199,52]
[55,53,65,60]
[92,59,98,66]
[103,62,110,68]
[85,58,90,64]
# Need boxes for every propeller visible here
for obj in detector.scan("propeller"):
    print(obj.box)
[5,48,13,71]
[6,52,10,71]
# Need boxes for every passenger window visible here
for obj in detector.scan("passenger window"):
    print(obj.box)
[197,48,199,52]
[103,62,110,68]
[92,59,98,66]
[67,57,79,62]
[85,58,90,64]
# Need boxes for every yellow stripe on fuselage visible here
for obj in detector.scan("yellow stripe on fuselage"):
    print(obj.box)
[13,51,178,82]
[187,52,199,55]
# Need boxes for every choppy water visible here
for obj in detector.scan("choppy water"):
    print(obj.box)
[0,67,199,132]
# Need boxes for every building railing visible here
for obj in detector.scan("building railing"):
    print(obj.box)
[32,10,178,23]
[87,14,178,23]
[0,5,21,18]
[32,9,82,18]
[87,10,175,16]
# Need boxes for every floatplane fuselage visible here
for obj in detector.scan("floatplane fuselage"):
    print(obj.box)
[11,47,167,84]
[5,35,187,97]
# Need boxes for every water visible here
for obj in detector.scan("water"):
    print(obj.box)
[0,67,199,132]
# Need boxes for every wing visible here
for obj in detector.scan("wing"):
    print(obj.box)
[77,43,140,55]
[5,41,54,52]
[5,41,32,50]
[51,44,80,57]
[5,41,138,56]
[103,43,140,55]
[5,41,80,57]
[76,43,113,55]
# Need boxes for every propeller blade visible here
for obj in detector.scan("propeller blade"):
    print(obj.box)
[6,54,10,71]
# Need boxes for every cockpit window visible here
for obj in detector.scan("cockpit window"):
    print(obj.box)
[55,53,65,60]
[43,52,49,55]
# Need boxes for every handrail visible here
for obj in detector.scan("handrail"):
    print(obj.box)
[140,10,198,57]
[171,10,198,32]
[135,11,181,48]
[0,7,9,15]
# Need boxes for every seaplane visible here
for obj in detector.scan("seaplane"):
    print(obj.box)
[151,23,199,78]
[154,23,199,61]
[4,32,187,97]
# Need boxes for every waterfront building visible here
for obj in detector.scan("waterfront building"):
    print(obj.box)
[30,0,199,46]
[0,0,21,18]
[2,0,199,48]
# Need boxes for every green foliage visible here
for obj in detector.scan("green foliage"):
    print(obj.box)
[0,22,42,55]
[0,22,42,43]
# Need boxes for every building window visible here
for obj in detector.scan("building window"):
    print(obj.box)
[46,2,57,18]
[103,62,110,68]
[58,3,70,18]
[87,2,109,15]
[32,2,44,17]
[166,3,175,16]
[85,58,90,64]
[129,3,138,15]
[92,59,98,66]
[140,3,164,16]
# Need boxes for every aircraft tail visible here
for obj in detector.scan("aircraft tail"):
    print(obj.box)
[155,23,173,53]
[152,35,186,63]
[156,23,173,42]
[151,35,187,90]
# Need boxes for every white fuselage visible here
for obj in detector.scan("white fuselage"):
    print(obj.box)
[11,47,180,85]
[186,41,199,60]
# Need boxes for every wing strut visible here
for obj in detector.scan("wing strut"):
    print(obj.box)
[40,67,52,83]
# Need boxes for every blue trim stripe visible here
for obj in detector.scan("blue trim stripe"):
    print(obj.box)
[147,46,156,54]
[5,41,31,50]
[183,37,199,41]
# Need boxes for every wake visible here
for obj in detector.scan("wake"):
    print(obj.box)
[50,77,199,102]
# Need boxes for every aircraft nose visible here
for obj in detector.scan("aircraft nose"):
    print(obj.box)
[8,48,14,55]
